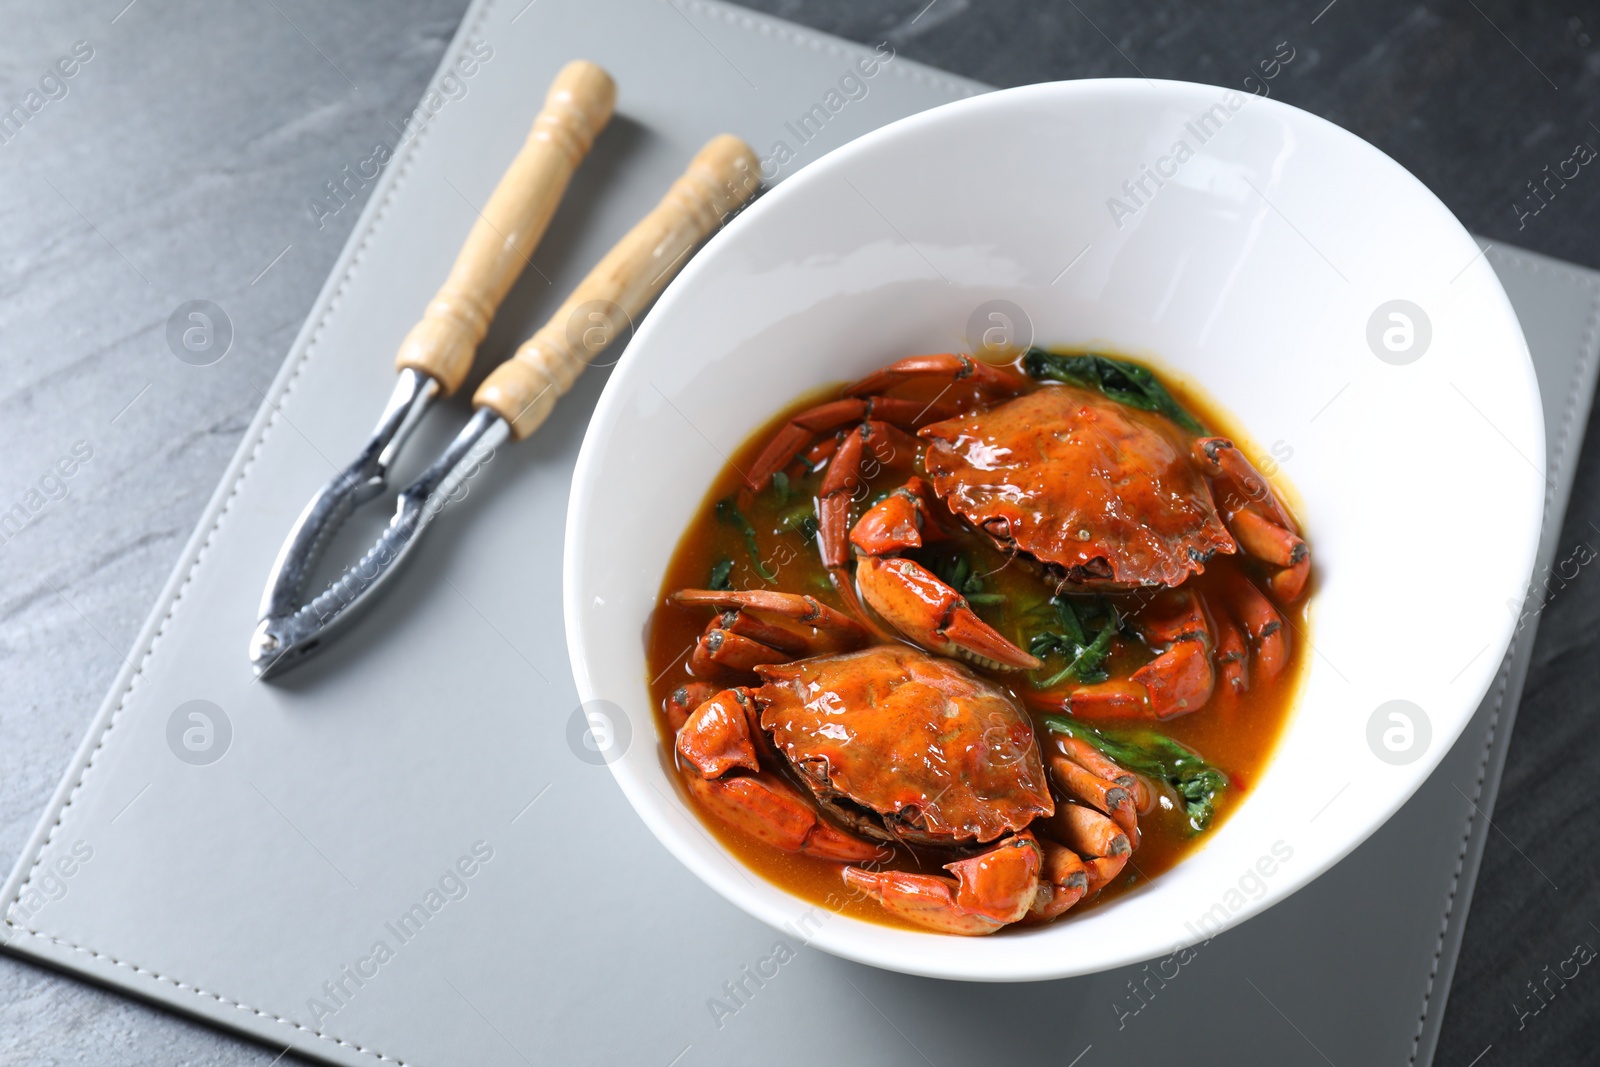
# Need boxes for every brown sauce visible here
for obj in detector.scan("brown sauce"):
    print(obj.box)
[644,351,1309,933]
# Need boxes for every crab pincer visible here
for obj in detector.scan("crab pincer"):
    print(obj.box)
[684,776,887,863]
[676,689,883,863]
[671,589,871,676]
[843,834,1043,935]
[1027,839,1090,920]
[846,481,1041,671]
[1055,589,1216,720]
[1191,437,1311,604]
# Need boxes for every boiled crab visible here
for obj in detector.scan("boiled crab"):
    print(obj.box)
[666,616,1146,935]
[739,353,1311,720]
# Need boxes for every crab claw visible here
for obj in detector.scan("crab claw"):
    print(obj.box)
[1055,733,1152,813]
[665,681,718,732]
[1033,744,1142,905]
[844,353,1031,403]
[855,556,1040,671]
[677,688,762,778]
[1213,609,1248,696]
[674,589,873,679]
[1049,753,1139,840]
[1227,574,1289,682]
[1062,590,1215,719]
[684,775,885,863]
[676,687,885,864]
[1026,839,1090,921]
[1192,437,1310,605]
[842,833,1041,935]
[1045,803,1132,893]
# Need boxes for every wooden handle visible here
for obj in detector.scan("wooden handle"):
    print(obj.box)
[474,133,761,439]
[394,60,616,396]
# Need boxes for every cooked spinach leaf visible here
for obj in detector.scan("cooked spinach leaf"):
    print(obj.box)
[775,501,819,542]
[1029,596,1115,687]
[932,552,1005,605]
[715,497,776,582]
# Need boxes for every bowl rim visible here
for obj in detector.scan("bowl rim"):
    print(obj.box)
[564,76,1542,981]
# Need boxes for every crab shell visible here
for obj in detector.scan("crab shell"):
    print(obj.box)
[753,645,1053,847]
[919,384,1237,590]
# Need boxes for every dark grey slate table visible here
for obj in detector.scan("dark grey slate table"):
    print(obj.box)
[1,1,1594,1063]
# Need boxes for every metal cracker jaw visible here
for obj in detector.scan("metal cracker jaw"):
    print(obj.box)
[249,67,760,677]
[248,368,491,677]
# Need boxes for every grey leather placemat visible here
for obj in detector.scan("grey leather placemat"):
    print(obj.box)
[1,2,1593,1065]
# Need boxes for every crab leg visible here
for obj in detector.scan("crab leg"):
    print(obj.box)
[1131,639,1214,718]
[859,419,923,472]
[815,421,918,569]
[1192,437,1294,528]
[1213,608,1248,696]
[676,688,762,776]
[710,608,816,655]
[1064,647,1210,719]
[677,689,883,863]
[1230,505,1311,603]
[1228,506,1301,567]
[1082,854,1132,894]
[1267,550,1311,605]
[672,589,871,641]
[744,396,942,492]
[842,833,1041,936]
[804,435,840,468]
[1048,790,1132,858]
[843,353,1030,401]
[807,428,899,637]
[745,398,865,494]
[817,424,865,571]
[1228,574,1289,682]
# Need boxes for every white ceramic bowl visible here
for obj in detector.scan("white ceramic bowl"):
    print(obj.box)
[565,79,1542,981]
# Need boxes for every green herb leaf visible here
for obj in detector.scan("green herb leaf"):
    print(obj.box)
[1029,597,1116,687]
[932,552,988,598]
[1070,608,1117,678]
[1028,631,1062,658]
[771,470,791,506]
[1043,718,1229,832]
[1053,595,1088,646]
[1023,349,1206,434]
[707,558,734,591]
[776,502,819,543]
[715,497,777,582]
